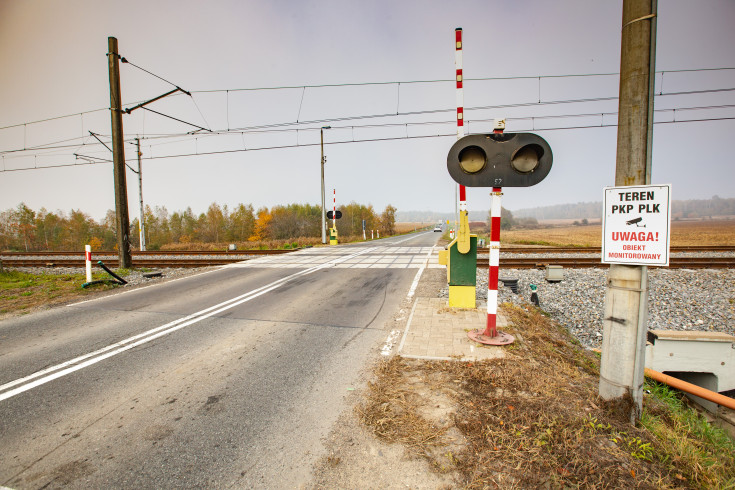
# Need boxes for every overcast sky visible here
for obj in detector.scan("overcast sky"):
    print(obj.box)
[1,0,734,220]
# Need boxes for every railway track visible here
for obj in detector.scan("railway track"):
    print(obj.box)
[2,259,240,268]
[3,254,734,269]
[480,245,735,254]
[478,256,735,269]
[0,249,296,268]
[0,249,296,258]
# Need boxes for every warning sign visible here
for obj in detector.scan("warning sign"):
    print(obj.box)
[602,184,671,266]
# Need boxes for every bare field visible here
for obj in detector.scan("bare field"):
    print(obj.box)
[394,222,433,234]
[495,218,735,247]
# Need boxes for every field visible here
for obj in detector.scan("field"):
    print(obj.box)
[488,218,735,247]
[394,222,434,234]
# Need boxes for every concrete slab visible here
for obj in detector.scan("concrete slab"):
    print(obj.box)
[397,297,510,361]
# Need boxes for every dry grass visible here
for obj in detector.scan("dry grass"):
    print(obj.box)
[0,269,119,317]
[493,218,735,247]
[157,227,421,251]
[160,237,323,251]
[359,304,734,488]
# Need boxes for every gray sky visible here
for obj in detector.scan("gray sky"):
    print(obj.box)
[1,0,734,220]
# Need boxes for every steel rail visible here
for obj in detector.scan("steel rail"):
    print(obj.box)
[2,258,245,268]
[4,256,735,269]
[477,256,735,269]
[479,245,735,254]
[3,245,734,259]
[0,249,298,258]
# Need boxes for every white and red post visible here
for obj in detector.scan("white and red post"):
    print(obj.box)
[467,123,514,345]
[486,186,502,336]
[456,28,467,216]
[479,124,514,344]
[333,188,336,229]
[85,244,93,283]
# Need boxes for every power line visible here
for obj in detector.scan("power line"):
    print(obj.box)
[119,56,185,92]
[140,106,211,133]
[3,115,734,173]
[3,66,733,131]
[190,66,735,93]
[3,99,735,159]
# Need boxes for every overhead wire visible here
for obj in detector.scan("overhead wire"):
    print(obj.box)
[3,115,734,173]
[119,56,181,91]
[2,98,735,159]
[140,106,211,133]
[2,64,733,165]
[3,66,733,131]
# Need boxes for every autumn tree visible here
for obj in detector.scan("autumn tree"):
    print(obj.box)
[228,203,256,241]
[197,203,226,242]
[269,203,321,239]
[379,204,397,236]
[13,203,36,251]
[338,202,377,237]
[169,207,197,244]
[249,207,273,241]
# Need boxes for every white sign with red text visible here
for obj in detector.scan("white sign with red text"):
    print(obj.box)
[602,184,671,266]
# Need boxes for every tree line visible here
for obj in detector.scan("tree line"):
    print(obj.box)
[0,202,397,251]
[512,196,735,221]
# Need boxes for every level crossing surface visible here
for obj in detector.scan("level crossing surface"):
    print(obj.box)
[0,231,440,488]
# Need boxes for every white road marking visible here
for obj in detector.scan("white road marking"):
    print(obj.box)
[407,246,435,299]
[68,267,222,308]
[396,298,420,354]
[381,245,437,356]
[0,247,377,403]
[380,329,401,356]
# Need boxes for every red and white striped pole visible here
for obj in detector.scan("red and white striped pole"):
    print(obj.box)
[85,244,92,283]
[486,184,502,337]
[456,28,467,215]
[468,121,514,345]
[333,188,336,229]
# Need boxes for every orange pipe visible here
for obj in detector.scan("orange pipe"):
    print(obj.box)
[644,368,735,410]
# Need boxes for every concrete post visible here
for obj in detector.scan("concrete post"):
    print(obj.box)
[599,0,657,423]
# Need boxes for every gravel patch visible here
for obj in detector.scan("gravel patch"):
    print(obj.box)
[441,258,735,348]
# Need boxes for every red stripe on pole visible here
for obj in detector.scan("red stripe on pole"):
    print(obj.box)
[489,264,498,290]
[485,314,497,337]
[457,108,464,125]
[85,250,92,261]
[455,28,462,47]
[459,185,466,202]
[491,217,501,242]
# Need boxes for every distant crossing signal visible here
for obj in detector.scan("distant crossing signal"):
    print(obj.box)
[447,132,553,187]
[327,210,342,220]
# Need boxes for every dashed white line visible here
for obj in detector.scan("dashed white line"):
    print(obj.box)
[0,247,377,403]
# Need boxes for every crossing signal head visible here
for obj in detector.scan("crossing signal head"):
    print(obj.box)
[447,132,553,187]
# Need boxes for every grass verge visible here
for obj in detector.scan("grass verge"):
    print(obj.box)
[0,269,123,316]
[359,304,735,488]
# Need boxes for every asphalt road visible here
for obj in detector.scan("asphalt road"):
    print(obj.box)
[0,231,441,489]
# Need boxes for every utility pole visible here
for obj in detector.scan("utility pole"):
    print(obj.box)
[108,36,132,268]
[599,0,657,423]
[320,126,331,244]
[136,138,146,251]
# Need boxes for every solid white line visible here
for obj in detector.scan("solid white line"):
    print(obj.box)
[396,298,420,354]
[67,267,223,308]
[381,242,435,356]
[0,247,377,403]
[406,245,435,299]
